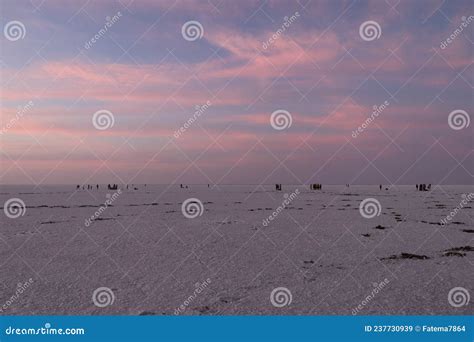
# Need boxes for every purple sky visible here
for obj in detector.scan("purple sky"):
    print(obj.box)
[1,0,472,185]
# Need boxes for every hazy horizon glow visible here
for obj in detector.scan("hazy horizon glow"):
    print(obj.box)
[1,0,472,185]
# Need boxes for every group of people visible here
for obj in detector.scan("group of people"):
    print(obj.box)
[179,184,213,189]
[76,184,99,190]
[416,184,431,191]
[273,184,431,191]
[276,184,322,191]
[75,184,143,190]
[75,183,434,192]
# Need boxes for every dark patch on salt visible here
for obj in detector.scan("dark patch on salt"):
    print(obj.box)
[381,253,430,260]
[442,251,466,257]
[41,220,69,225]
[195,305,216,314]
[94,217,115,221]
[138,311,156,315]
[444,246,474,252]
[373,225,386,230]
[220,296,239,304]
[420,220,442,226]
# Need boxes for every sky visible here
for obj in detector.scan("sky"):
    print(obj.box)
[0,0,472,185]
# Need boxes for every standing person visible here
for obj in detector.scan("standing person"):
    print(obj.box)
[379,184,382,190]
